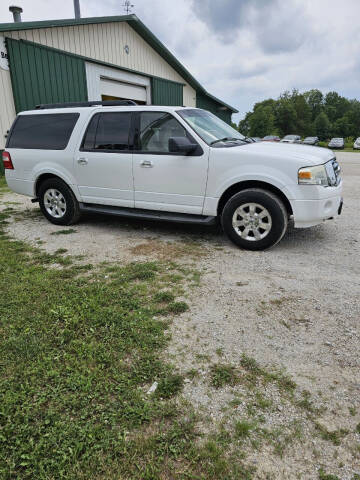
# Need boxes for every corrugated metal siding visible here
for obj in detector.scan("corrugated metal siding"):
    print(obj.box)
[0,67,16,149]
[151,78,183,106]
[3,22,196,107]
[6,38,88,113]
[196,93,232,124]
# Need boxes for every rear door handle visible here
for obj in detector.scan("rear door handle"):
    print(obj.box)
[77,157,88,165]
[140,160,153,168]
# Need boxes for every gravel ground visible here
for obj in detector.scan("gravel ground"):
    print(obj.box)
[1,152,359,479]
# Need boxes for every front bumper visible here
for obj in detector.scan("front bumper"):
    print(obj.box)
[290,183,343,228]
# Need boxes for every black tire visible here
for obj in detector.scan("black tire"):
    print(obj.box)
[38,177,81,226]
[221,188,288,250]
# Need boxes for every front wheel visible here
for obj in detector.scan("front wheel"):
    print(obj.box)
[221,188,288,250]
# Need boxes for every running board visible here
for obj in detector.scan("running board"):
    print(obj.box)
[79,203,217,225]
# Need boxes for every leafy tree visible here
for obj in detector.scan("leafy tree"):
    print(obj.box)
[324,91,350,122]
[238,88,360,140]
[274,96,297,136]
[304,89,323,121]
[314,112,331,140]
[238,112,251,136]
[248,106,276,138]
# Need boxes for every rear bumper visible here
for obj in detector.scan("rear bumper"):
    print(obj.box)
[290,187,343,228]
[5,174,34,197]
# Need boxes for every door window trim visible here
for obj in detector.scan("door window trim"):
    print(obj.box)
[132,111,203,156]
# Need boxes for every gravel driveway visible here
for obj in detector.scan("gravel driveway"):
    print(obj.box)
[2,152,359,479]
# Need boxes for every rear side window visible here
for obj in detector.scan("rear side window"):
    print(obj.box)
[7,113,79,150]
[81,112,131,151]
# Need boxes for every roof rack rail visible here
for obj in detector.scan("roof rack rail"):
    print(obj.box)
[35,100,138,109]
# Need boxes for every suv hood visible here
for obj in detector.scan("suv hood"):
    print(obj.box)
[231,141,334,166]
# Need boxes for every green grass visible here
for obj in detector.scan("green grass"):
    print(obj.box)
[210,364,238,388]
[0,206,256,480]
[318,468,340,480]
[50,228,77,235]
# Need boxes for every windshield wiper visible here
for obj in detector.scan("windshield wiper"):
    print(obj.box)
[210,137,250,146]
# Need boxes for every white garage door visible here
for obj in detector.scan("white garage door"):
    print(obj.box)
[86,62,151,104]
[100,78,147,103]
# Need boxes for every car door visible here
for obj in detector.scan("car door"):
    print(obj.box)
[133,111,208,214]
[74,111,134,207]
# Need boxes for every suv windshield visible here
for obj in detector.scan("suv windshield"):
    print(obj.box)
[177,109,246,146]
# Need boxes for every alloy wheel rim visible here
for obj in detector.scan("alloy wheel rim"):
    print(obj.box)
[232,202,272,241]
[44,189,67,218]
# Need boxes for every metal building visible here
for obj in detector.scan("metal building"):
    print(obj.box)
[0,13,238,149]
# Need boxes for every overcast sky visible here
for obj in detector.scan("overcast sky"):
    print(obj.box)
[1,0,359,121]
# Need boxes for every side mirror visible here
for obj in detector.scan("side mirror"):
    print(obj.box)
[169,137,197,154]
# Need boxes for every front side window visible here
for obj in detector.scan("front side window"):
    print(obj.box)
[137,112,189,153]
[7,113,79,150]
[177,109,246,146]
[82,112,131,151]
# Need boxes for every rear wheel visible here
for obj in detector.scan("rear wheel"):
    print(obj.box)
[38,178,81,225]
[221,188,288,250]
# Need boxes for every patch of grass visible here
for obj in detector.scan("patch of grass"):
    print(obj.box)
[186,368,199,380]
[234,420,255,439]
[349,406,356,416]
[210,364,238,388]
[156,374,183,398]
[240,354,296,394]
[315,423,348,446]
[166,301,189,314]
[356,423,360,434]
[50,228,77,235]
[153,290,175,303]
[54,248,68,255]
[318,468,340,480]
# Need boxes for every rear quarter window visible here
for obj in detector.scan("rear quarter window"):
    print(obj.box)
[7,113,80,150]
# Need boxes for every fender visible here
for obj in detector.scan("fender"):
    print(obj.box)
[32,164,81,201]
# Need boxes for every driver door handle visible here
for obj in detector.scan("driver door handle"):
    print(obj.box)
[140,160,153,168]
[77,157,88,165]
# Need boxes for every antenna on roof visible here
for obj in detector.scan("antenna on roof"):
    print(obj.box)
[122,0,134,14]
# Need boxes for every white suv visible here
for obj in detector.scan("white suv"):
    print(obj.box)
[3,102,343,250]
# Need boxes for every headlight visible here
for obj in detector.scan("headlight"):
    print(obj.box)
[298,164,329,186]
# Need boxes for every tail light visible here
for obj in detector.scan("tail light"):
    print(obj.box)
[2,151,14,170]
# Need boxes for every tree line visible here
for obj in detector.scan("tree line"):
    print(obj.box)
[238,89,360,140]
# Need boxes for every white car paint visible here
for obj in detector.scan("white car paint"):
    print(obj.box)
[5,105,342,230]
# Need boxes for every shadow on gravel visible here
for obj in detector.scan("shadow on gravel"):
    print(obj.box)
[79,212,333,252]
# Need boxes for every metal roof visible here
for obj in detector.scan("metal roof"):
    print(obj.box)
[0,14,238,113]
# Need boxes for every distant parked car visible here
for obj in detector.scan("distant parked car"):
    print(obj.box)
[262,135,280,142]
[353,137,360,149]
[328,138,344,149]
[303,136,319,146]
[251,137,262,142]
[280,135,301,144]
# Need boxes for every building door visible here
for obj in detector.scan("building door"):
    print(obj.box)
[133,111,208,214]
[100,78,147,104]
[74,111,134,207]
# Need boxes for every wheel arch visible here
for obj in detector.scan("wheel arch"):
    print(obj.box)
[217,180,293,217]
[35,173,79,199]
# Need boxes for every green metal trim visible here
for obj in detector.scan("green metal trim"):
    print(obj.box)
[6,37,88,113]
[0,14,238,113]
